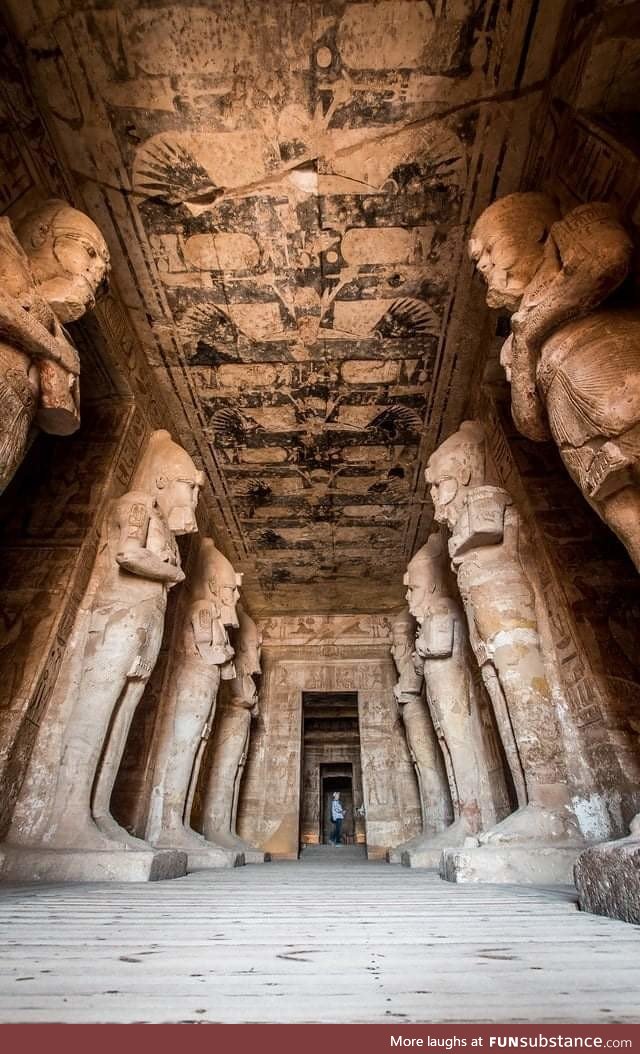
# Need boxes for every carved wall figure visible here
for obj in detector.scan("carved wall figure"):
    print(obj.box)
[1,429,202,881]
[403,533,511,864]
[425,420,584,856]
[200,606,267,864]
[0,199,109,493]
[389,607,452,859]
[145,539,246,869]
[470,192,640,571]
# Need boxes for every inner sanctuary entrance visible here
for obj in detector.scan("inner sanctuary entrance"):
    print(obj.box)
[300,692,364,846]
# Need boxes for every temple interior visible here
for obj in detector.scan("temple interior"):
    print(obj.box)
[1,0,640,1025]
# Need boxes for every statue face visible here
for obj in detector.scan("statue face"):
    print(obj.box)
[158,476,201,535]
[219,572,242,629]
[469,232,534,312]
[425,465,464,530]
[20,203,110,322]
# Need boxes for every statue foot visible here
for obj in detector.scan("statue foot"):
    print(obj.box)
[477,802,584,847]
[94,812,153,851]
[42,817,132,853]
[151,825,213,852]
[411,816,477,852]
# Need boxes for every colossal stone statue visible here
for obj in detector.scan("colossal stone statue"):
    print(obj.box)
[387,608,452,863]
[401,533,511,866]
[145,539,246,869]
[425,420,585,882]
[470,192,640,571]
[1,429,202,882]
[0,199,109,493]
[200,606,267,864]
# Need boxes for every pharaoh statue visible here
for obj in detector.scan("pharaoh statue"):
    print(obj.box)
[145,539,246,869]
[1,430,202,882]
[0,199,110,493]
[388,608,452,862]
[469,191,640,571]
[425,420,584,861]
[402,533,512,865]
[200,606,267,864]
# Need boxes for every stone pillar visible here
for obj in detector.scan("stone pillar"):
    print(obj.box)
[401,533,512,867]
[199,606,267,864]
[387,608,452,863]
[0,430,203,882]
[145,539,245,870]
[425,420,587,884]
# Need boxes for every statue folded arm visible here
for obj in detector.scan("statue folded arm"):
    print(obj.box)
[115,493,185,584]
[0,289,79,375]
[507,209,633,443]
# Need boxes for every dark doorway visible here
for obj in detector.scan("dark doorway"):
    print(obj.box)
[321,766,354,844]
[299,691,366,848]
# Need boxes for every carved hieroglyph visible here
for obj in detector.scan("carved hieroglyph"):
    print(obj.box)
[0,200,109,493]
[1,430,202,880]
[145,538,245,868]
[426,420,584,848]
[405,533,511,857]
[470,192,640,571]
[200,606,266,863]
[390,608,452,840]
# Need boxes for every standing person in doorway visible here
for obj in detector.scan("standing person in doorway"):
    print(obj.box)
[331,791,345,846]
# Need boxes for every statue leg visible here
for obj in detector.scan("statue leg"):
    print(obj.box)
[147,665,219,851]
[91,677,154,850]
[479,663,528,808]
[46,659,135,850]
[478,642,582,846]
[201,710,249,842]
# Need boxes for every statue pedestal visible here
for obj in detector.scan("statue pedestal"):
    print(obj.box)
[401,844,443,868]
[186,846,245,870]
[439,844,582,885]
[0,846,187,883]
[574,836,640,924]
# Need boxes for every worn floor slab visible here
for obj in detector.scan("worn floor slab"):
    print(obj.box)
[0,849,638,1024]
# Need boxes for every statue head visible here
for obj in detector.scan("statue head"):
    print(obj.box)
[17,199,110,321]
[233,605,262,677]
[403,533,448,621]
[425,420,486,530]
[132,430,203,535]
[206,546,243,629]
[468,192,560,311]
[390,607,416,672]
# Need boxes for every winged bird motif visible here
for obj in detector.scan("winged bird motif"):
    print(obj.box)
[135,139,223,206]
[373,298,440,340]
[208,406,263,445]
[369,404,423,440]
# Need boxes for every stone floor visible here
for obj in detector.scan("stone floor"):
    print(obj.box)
[0,846,639,1023]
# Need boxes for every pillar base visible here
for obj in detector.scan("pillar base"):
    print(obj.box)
[186,847,245,870]
[440,844,582,885]
[0,845,187,883]
[574,835,640,924]
[401,844,443,868]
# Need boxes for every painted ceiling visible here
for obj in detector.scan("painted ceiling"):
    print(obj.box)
[5,0,563,614]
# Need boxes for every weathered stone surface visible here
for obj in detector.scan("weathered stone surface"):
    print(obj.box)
[0,201,109,493]
[471,192,640,572]
[426,421,586,876]
[389,607,452,857]
[145,538,243,869]
[399,533,512,866]
[199,606,267,864]
[575,818,640,925]
[1,430,202,882]
[440,845,580,885]
[0,846,186,883]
